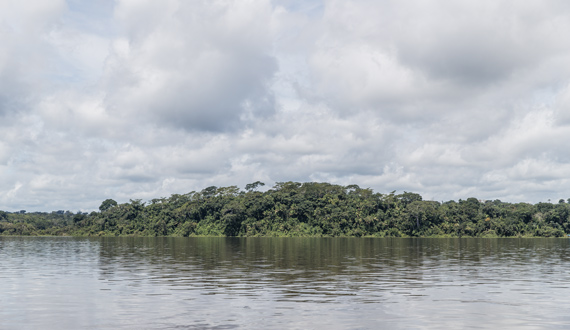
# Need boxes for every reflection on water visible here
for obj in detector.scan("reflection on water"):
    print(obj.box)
[1,237,570,329]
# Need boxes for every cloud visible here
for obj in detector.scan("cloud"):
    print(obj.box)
[102,0,278,132]
[0,0,66,115]
[285,0,570,122]
[3,0,570,211]
[393,1,570,84]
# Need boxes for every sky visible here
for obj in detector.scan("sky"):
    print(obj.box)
[2,0,570,212]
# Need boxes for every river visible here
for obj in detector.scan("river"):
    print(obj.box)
[1,237,569,329]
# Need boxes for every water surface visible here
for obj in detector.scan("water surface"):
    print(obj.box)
[1,237,569,329]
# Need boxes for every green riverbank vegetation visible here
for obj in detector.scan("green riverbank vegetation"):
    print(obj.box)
[1,182,569,237]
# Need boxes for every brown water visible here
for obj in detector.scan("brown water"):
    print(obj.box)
[1,237,569,329]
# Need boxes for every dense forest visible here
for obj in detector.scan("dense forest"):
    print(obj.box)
[1,182,570,237]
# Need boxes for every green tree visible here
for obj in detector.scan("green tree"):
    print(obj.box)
[245,181,265,192]
[397,192,422,207]
[73,212,86,224]
[99,199,118,212]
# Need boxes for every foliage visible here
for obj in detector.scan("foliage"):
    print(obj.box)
[99,199,118,212]
[2,182,570,237]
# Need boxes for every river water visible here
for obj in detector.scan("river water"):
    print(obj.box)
[1,237,569,329]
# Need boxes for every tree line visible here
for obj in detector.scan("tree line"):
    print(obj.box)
[1,182,569,237]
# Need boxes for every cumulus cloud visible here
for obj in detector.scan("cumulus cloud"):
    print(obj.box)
[0,0,65,115]
[3,0,570,211]
[288,0,570,121]
[103,0,278,131]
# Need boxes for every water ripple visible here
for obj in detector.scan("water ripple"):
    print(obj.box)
[1,237,570,329]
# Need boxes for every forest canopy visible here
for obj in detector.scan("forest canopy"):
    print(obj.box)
[1,182,569,237]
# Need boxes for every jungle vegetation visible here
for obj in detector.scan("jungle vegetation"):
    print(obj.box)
[1,182,569,237]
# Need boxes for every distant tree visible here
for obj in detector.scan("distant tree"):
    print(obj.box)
[217,186,240,196]
[345,184,361,193]
[245,181,265,192]
[73,212,86,224]
[201,186,218,198]
[407,200,440,233]
[1,182,570,238]
[99,199,118,212]
[397,192,422,206]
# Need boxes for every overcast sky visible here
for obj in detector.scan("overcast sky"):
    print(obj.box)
[2,0,570,211]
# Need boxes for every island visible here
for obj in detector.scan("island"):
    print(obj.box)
[1,182,568,237]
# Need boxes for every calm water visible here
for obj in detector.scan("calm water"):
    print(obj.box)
[1,237,570,329]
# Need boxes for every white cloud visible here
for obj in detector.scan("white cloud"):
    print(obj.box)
[3,0,570,211]
[0,1,66,115]
[103,0,278,131]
